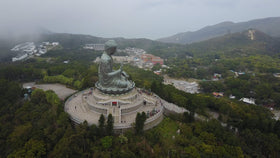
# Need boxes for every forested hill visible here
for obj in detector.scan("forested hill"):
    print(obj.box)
[37,33,155,49]
[39,33,182,53]
[0,33,185,62]
[158,17,280,44]
[1,28,280,62]
[40,30,280,59]
[0,28,280,157]
[185,29,280,57]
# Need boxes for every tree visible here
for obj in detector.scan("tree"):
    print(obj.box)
[101,136,113,150]
[183,111,194,123]
[255,83,273,103]
[8,139,46,158]
[31,89,47,105]
[118,134,128,144]
[135,112,147,135]
[274,120,280,137]
[99,114,105,128]
[152,63,161,71]
[98,114,105,136]
[106,114,114,135]
[184,146,201,158]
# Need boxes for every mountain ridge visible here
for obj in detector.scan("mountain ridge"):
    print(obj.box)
[185,29,280,57]
[158,17,280,44]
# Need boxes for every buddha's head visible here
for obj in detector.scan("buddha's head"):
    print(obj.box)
[105,40,117,55]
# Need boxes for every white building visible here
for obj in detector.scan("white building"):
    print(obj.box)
[42,42,50,45]
[11,42,36,53]
[12,54,28,62]
[84,44,105,51]
[229,95,236,99]
[240,98,255,105]
[39,49,47,54]
[52,42,59,46]
[273,73,280,78]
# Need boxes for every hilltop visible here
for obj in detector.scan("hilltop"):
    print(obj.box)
[185,29,280,57]
[158,17,280,44]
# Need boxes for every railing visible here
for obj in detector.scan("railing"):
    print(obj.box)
[121,101,143,114]
[65,88,166,131]
[65,89,91,124]
[69,114,84,124]
[114,123,132,130]
[86,100,108,115]
[146,105,164,124]
[143,95,157,104]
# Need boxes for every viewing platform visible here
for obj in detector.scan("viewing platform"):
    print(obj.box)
[64,87,164,132]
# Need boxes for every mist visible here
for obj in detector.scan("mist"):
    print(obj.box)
[1,0,280,39]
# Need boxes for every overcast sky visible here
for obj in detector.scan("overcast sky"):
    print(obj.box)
[1,0,280,39]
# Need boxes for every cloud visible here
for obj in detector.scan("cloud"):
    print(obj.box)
[0,0,280,39]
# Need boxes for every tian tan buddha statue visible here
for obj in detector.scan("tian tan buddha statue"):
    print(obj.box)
[95,40,134,94]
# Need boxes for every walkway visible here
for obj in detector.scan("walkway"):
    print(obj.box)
[65,88,165,130]
[65,91,100,125]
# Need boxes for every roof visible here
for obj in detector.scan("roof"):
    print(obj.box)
[240,98,255,104]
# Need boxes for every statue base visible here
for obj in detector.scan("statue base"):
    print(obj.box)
[95,81,135,95]
[64,87,164,133]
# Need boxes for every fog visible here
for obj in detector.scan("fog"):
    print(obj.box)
[1,0,280,39]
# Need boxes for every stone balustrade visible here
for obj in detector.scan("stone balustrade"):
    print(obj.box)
[65,88,182,132]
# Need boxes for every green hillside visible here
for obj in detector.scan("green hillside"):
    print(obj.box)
[186,29,280,57]
[0,29,280,157]
[158,17,280,44]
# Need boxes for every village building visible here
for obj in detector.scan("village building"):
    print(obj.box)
[141,54,164,65]
[83,44,105,51]
[240,98,255,104]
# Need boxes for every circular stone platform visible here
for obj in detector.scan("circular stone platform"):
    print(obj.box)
[64,87,164,132]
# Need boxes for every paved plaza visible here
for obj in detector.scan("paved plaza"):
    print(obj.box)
[65,88,166,130]
[23,82,77,100]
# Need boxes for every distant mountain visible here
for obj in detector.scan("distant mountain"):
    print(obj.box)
[158,17,280,44]
[38,33,178,50]
[0,32,183,62]
[38,33,107,49]
[185,29,280,56]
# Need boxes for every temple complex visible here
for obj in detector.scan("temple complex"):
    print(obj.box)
[65,40,164,132]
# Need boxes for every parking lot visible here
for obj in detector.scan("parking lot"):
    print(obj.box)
[23,82,77,100]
